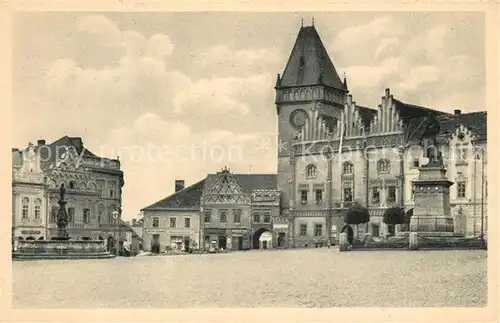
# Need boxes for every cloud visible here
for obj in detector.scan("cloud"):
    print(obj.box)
[333,16,400,49]
[343,57,401,89]
[173,74,273,115]
[97,113,276,214]
[399,65,440,91]
[194,45,282,75]
[375,37,399,59]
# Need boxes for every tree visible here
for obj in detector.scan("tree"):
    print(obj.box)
[383,207,405,235]
[344,203,370,238]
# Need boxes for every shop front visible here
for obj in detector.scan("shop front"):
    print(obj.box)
[272,222,289,248]
[203,228,227,251]
[229,228,250,250]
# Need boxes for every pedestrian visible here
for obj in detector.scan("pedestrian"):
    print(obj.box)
[327,239,331,249]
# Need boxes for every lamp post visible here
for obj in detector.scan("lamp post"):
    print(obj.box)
[111,210,119,255]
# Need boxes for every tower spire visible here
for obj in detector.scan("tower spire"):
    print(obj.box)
[343,72,348,90]
[301,18,303,27]
[312,17,315,26]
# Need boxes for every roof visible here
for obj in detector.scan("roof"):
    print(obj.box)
[279,25,345,90]
[406,111,487,142]
[393,99,450,125]
[39,136,98,164]
[357,105,377,128]
[141,179,206,211]
[203,173,277,195]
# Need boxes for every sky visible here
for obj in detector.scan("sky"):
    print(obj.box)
[12,12,485,219]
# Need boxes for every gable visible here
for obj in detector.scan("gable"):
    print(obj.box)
[201,171,251,205]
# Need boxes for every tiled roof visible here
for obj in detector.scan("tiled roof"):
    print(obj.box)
[279,26,345,90]
[39,136,98,164]
[406,111,487,142]
[393,99,450,125]
[203,173,277,196]
[141,179,207,211]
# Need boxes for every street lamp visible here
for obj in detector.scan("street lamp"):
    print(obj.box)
[111,210,119,255]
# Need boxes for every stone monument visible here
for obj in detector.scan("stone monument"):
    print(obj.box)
[54,183,70,240]
[409,113,456,235]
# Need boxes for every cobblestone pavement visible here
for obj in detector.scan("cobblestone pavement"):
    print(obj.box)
[12,249,487,308]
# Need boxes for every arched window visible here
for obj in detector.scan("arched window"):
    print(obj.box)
[34,199,42,219]
[80,182,87,190]
[21,197,29,219]
[342,162,353,175]
[306,164,317,178]
[377,159,390,173]
[69,181,76,189]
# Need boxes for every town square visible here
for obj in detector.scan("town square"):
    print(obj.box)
[10,11,489,310]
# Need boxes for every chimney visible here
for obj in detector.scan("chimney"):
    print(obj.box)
[37,139,46,146]
[175,180,185,192]
[454,109,461,116]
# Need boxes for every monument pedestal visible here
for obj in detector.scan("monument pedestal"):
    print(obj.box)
[410,165,455,233]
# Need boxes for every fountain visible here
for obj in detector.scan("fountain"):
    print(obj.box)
[12,184,115,260]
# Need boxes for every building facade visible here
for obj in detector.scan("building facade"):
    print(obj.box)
[141,180,203,253]
[12,136,129,254]
[12,143,49,242]
[275,24,487,246]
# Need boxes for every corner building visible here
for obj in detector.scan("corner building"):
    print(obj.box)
[275,24,487,247]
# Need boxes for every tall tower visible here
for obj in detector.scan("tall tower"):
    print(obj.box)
[275,24,348,213]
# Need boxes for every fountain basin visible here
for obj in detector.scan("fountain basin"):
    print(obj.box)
[12,239,115,260]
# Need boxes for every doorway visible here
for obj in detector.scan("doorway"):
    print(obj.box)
[218,236,227,250]
[107,236,114,252]
[151,234,160,254]
[237,236,243,250]
[184,239,190,252]
[252,228,270,249]
[277,232,285,247]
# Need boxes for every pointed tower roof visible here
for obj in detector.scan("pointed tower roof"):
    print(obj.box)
[279,25,345,90]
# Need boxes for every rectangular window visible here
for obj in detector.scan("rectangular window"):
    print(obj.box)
[300,190,308,204]
[343,187,353,202]
[300,224,307,236]
[457,147,468,163]
[371,187,380,203]
[233,209,241,223]
[253,212,260,223]
[97,181,104,198]
[185,217,191,228]
[457,181,466,198]
[34,205,41,219]
[152,217,159,228]
[51,206,58,222]
[263,212,271,223]
[204,209,211,223]
[387,186,396,203]
[22,205,29,219]
[83,208,90,223]
[314,224,323,237]
[219,209,227,223]
[170,217,176,228]
[68,207,75,223]
[315,190,323,204]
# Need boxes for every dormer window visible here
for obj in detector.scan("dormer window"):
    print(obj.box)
[306,164,317,178]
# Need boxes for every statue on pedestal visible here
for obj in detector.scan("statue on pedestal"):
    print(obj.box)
[419,113,443,167]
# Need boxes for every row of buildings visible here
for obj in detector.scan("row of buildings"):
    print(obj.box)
[140,23,487,252]
[13,23,487,254]
[12,136,140,254]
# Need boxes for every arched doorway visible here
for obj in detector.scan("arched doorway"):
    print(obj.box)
[341,225,354,244]
[252,228,270,249]
[259,231,273,250]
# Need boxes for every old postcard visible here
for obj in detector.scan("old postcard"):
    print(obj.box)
[1,1,498,322]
